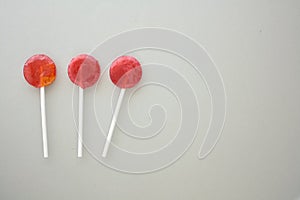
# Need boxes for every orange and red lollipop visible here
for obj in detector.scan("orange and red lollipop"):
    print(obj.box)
[23,54,56,158]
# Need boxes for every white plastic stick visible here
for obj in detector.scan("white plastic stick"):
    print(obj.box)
[40,87,48,158]
[78,87,84,157]
[102,88,126,157]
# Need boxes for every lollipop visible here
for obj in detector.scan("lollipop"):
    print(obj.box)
[102,55,142,157]
[68,54,101,157]
[23,54,56,158]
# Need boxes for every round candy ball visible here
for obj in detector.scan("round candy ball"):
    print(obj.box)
[68,54,101,89]
[23,54,56,88]
[109,56,142,89]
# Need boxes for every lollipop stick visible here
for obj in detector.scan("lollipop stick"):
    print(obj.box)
[78,87,84,157]
[40,87,48,158]
[102,88,126,157]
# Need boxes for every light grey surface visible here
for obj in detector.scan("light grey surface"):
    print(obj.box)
[0,0,300,199]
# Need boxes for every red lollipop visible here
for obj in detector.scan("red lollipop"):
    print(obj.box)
[68,54,100,89]
[102,55,142,157]
[109,56,142,88]
[68,54,101,157]
[23,54,56,158]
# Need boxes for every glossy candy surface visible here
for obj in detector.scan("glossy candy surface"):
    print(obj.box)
[23,54,56,88]
[109,56,142,89]
[68,54,101,89]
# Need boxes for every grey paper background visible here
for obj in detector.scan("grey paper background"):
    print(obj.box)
[1,0,300,199]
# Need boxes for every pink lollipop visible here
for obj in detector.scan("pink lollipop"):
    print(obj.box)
[68,54,101,157]
[102,55,142,157]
